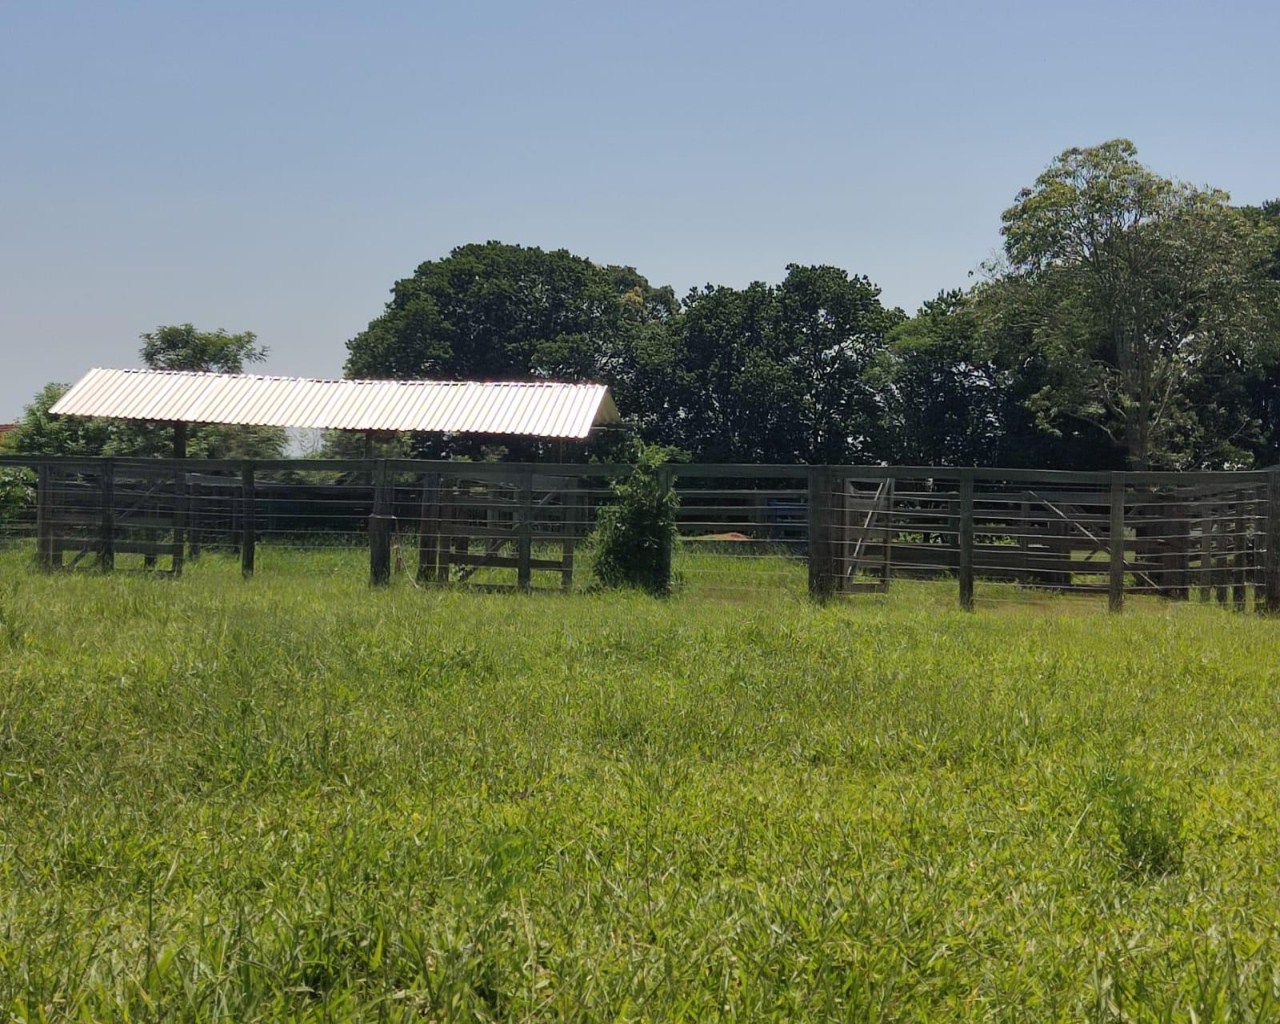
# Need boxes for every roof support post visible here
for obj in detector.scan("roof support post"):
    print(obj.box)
[241,462,256,579]
[370,459,393,587]
[99,459,115,572]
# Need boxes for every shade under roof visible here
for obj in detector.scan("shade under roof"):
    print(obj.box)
[50,368,621,439]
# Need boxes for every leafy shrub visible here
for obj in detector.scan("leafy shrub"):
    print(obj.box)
[591,442,679,595]
[0,468,33,536]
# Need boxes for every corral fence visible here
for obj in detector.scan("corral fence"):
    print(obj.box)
[1,456,1277,612]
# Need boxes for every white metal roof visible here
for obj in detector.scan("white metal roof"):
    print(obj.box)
[49,368,621,439]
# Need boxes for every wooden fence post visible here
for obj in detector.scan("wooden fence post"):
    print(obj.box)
[808,466,835,601]
[241,462,256,579]
[99,459,114,572]
[1109,472,1125,612]
[370,459,392,587]
[1264,469,1280,614]
[517,467,534,592]
[957,470,975,611]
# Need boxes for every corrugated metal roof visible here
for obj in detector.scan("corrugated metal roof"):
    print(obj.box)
[49,368,622,439]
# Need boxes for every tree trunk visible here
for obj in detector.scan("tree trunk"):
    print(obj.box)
[1125,418,1149,472]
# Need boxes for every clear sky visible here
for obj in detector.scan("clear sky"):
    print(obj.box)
[2,0,1276,420]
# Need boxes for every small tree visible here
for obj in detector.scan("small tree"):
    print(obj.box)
[0,469,32,538]
[140,324,266,374]
[591,442,679,595]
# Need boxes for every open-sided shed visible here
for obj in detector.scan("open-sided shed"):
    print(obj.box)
[37,368,623,581]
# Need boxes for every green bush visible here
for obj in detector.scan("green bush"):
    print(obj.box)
[591,443,679,595]
[0,467,33,535]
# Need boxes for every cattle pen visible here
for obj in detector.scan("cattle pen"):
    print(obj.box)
[1,455,1277,613]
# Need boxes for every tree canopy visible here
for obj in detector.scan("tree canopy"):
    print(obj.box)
[651,266,904,463]
[347,246,905,464]
[140,324,267,374]
[987,140,1280,469]
[10,142,1280,471]
[344,242,630,383]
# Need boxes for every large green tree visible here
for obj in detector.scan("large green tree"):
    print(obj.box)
[873,292,1002,466]
[663,280,789,462]
[991,139,1280,470]
[599,264,682,443]
[344,242,634,383]
[871,291,1112,469]
[343,242,669,458]
[777,264,905,462]
[661,266,903,463]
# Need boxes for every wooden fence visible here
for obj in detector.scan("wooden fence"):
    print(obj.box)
[2,456,1277,611]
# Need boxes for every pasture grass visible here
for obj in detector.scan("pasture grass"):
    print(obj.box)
[2,550,1280,1020]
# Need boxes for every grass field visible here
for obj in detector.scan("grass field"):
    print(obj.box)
[3,550,1280,1021]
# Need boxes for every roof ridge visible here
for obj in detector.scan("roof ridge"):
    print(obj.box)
[109,367,604,388]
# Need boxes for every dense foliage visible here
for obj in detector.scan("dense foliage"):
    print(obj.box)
[989,141,1280,469]
[590,443,679,595]
[140,324,267,374]
[341,143,1280,471]
[13,142,1280,471]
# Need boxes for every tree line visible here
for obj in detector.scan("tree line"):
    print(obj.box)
[7,140,1280,470]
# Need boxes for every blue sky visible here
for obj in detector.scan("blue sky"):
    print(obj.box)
[2,0,1276,419]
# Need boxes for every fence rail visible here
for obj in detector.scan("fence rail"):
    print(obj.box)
[2,456,1277,611]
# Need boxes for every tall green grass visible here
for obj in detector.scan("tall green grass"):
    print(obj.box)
[2,552,1280,1020]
